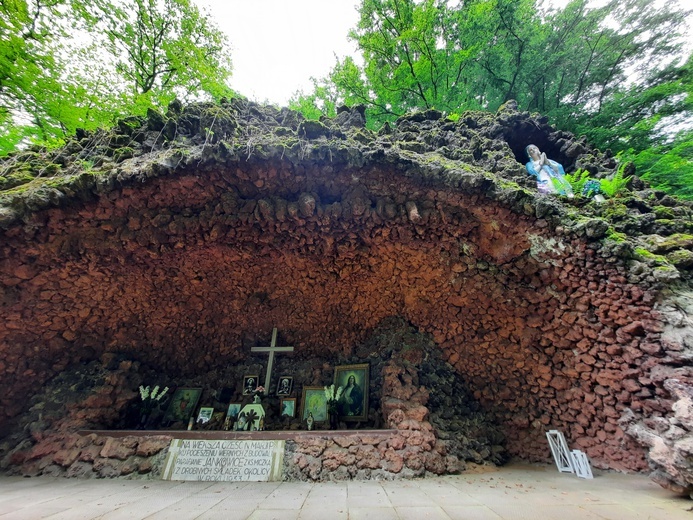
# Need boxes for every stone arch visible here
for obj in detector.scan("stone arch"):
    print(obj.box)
[0,100,691,489]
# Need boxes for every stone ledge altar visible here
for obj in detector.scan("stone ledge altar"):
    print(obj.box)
[70,428,445,482]
[78,429,396,440]
[9,357,463,482]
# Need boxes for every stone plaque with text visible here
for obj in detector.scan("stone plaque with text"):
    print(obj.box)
[161,439,285,482]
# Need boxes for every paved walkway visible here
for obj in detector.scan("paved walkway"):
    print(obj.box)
[0,464,690,520]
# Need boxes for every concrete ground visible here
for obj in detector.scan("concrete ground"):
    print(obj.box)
[0,464,690,520]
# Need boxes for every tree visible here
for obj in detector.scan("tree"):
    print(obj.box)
[291,0,451,125]
[567,54,693,153]
[556,27,692,197]
[292,0,690,132]
[0,0,233,155]
[622,132,693,200]
[290,57,370,122]
[290,0,693,198]
[289,76,339,121]
[0,0,68,149]
[89,0,232,104]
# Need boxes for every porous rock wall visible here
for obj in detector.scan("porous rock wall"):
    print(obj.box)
[1,100,692,491]
[14,433,171,479]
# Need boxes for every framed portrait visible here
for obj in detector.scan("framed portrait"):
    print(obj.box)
[334,364,369,422]
[276,376,293,396]
[227,402,242,418]
[162,387,202,424]
[243,375,259,395]
[197,407,214,424]
[300,386,327,422]
[280,397,296,417]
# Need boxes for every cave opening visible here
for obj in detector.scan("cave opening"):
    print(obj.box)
[499,120,577,172]
[0,151,653,480]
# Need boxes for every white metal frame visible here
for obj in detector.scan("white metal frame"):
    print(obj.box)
[571,450,593,479]
[546,430,574,473]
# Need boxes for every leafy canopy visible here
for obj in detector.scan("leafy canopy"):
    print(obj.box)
[293,0,689,130]
[0,0,233,154]
[290,0,692,197]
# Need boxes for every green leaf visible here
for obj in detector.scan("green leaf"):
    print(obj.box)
[0,0,234,155]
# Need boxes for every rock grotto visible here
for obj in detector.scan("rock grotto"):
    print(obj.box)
[0,99,691,493]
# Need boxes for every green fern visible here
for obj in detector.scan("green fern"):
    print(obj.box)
[565,168,591,195]
[600,162,632,197]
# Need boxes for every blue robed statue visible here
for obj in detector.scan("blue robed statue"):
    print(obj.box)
[525,144,574,198]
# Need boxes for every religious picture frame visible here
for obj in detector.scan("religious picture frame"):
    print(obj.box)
[276,376,293,396]
[334,363,369,422]
[196,407,214,424]
[235,411,249,431]
[162,387,202,425]
[243,375,259,395]
[300,386,328,423]
[280,397,296,417]
[227,402,242,419]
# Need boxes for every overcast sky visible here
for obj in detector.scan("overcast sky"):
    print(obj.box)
[195,0,361,106]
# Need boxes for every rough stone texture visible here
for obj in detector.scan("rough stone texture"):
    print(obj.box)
[5,433,170,479]
[284,430,442,481]
[1,100,693,490]
[623,379,693,498]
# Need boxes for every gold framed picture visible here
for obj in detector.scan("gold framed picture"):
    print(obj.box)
[162,387,202,425]
[333,364,369,422]
[300,386,327,422]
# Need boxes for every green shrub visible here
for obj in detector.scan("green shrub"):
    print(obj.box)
[600,162,632,197]
[565,169,591,195]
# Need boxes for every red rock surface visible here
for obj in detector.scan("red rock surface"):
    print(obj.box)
[0,164,659,469]
[12,433,171,478]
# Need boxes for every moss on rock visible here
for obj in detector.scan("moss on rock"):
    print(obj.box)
[666,249,693,268]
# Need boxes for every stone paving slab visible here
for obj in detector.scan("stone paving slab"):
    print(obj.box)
[0,464,690,520]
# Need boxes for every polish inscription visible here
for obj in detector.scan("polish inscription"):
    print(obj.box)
[162,439,284,482]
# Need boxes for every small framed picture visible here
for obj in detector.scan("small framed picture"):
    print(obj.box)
[334,363,369,422]
[162,387,202,425]
[235,411,249,431]
[227,402,242,418]
[280,397,296,417]
[300,386,328,423]
[197,407,214,424]
[276,376,293,396]
[243,375,259,395]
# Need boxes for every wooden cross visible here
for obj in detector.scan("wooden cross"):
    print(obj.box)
[251,328,294,389]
